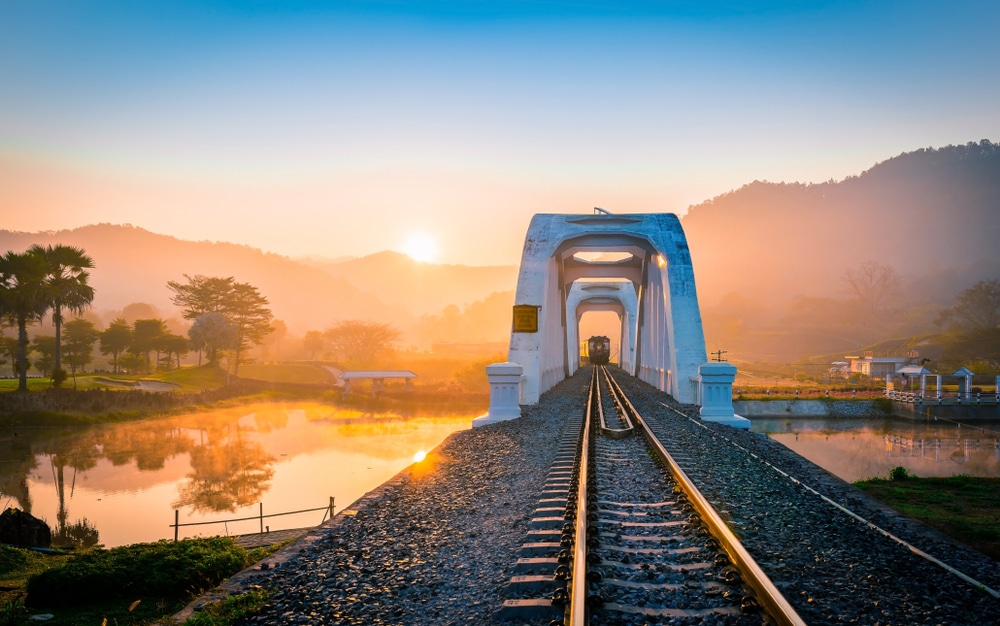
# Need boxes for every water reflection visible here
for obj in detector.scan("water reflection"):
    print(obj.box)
[751,417,1000,482]
[0,403,473,547]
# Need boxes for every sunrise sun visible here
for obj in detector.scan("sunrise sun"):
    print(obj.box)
[401,232,440,263]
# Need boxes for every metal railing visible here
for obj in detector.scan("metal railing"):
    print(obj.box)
[885,389,1000,405]
[170,497,335,541]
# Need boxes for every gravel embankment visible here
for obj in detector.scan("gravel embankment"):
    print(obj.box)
[618,373,1000,625]
[220,373,590,625]
[188,367,1000,625]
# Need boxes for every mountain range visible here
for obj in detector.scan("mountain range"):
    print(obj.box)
[2,139,997,359]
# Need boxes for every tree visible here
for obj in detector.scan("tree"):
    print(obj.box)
[303,330,325,360]
[935,278,1000,370]
[63,318,100,384]
[324,320,401,365]
[131,318,167,373]
[31,335,55,377]
[159,332,189,370]
[188,312,236,365]
[0,337,19,376]
[30,244,95,386]
[937,279,1000,334]
[226,282,273,376]
[259,319,287,361]
[842,260,901,343]
[167,275,272,375]
[100,317,133,374]
[0,249,51,391]
[167,275,237,320]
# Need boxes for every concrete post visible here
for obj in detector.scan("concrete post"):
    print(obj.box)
[473,362,524,427]
[697,362,749,429]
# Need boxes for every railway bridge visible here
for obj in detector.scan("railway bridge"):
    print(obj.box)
[476,209,747,427]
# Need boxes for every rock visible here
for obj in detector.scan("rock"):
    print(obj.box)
[0,508,52,548]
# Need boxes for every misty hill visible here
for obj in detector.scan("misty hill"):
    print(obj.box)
[0,225,519,343]
[303,250,518,315]
[683,139,1000,307]
[682,139,1000,360]
[0,225,400,334]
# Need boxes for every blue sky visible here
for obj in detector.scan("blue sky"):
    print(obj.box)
[1,1,997,264]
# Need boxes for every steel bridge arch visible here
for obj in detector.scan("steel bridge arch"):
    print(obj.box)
[508,212,706,404]
[565,281,637,375]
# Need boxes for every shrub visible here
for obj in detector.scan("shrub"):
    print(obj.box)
[25,537,248,608]
[889,465,910,481]
[51,369,68,388]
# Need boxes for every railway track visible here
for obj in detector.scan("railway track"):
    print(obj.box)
[502,365,804,625]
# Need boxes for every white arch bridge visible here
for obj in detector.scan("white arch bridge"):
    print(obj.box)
[506,211,708,405]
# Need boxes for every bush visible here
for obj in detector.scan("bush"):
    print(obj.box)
[25,537,248,608]
[889,465,910,481]
[51,369,68,388]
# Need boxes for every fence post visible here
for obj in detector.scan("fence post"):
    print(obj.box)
[329,496,335,520]
[259,502,264,534]
[174,510,179,542]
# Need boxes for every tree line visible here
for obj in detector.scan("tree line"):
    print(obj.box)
[1,244,275,390]
[0,244,94,391]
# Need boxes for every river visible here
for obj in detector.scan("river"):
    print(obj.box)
[750,415,1000,482]
[0,403,473,548]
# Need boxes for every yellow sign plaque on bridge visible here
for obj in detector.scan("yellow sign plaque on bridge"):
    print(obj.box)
[512,305,539,333]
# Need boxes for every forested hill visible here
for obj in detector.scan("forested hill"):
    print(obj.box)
[682,140,1000,309]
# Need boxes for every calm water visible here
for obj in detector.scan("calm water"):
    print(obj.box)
[0,403,473,547]
[750,416,1000,482]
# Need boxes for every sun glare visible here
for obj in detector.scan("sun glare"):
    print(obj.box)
[401,232,439,263]
[413,450,427,463]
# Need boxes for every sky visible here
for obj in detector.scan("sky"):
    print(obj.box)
[1,0,998,266]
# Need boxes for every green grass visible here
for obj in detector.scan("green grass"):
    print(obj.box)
[0,365,230,395]
[181,588,270,626]
[236,363,336,385]
[0,378,54,393]
[0,537,285,626]
[854,474,1000,560]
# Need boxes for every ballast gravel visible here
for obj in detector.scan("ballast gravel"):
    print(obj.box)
[223,368,999,625]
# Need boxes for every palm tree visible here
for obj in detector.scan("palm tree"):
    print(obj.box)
[0,249,52,392]
[29,244,95,385]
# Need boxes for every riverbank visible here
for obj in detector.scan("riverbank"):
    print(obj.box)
[0,382,488,429]
[736,398,1000,420]
[855,472,1000,560]
[735,398,889,417]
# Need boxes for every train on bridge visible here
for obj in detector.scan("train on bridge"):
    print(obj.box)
[585,336,611,366]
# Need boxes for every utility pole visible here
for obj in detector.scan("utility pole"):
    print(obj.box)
[711,349,728,362]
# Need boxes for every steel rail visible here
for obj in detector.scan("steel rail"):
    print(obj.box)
[608,371,807,626]
[601,365,639,432]
[595,365,633,437]
[566,368,594,625]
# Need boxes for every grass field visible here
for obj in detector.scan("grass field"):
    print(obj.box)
[855,473,1000,560]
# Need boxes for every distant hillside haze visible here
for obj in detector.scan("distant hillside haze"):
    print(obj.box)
[325,251,517,315]
[2,140,996,361]
[682,139,1000,360]
[0,225,518,338]
[682,140,1000,309]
